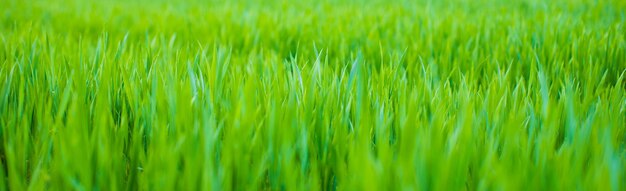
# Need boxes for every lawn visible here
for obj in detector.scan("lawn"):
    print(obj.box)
[1,0,625,190]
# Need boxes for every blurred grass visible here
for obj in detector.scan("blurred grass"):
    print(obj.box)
[1,0,625,190]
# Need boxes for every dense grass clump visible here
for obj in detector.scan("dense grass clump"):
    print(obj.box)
[1,0,625,190]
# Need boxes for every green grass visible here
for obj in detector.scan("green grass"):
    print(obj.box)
[1,0,625,190]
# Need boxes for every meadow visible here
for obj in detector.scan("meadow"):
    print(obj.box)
[1,0,625,190]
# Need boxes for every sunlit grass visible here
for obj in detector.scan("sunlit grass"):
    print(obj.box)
[1,0,625,190]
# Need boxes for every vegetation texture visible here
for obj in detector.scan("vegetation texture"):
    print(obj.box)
[1,0,626,190]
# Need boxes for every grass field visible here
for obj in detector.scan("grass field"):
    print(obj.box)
[1,0,625,190]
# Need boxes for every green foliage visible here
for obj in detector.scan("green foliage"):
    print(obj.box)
[1,0,625,190]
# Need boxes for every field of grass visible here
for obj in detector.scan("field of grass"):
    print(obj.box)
[1,0,625,190]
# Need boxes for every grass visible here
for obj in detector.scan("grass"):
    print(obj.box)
[1,0,625,190]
